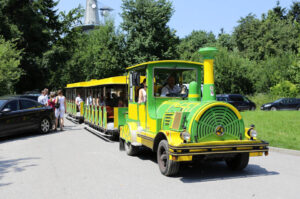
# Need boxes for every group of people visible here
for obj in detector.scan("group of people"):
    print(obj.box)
[82,91,127,109]
[38,88,66,131]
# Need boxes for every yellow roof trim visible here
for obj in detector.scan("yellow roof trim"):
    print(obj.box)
[66,76,127,88]
[66,82,86,88]
[126,60,204,70]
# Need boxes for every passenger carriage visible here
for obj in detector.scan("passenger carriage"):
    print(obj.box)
[119,47,269,176]
[66,76,128,139]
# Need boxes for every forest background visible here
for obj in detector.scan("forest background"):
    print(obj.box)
[0,0,299,102]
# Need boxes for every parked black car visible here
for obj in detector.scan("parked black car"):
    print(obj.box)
[0,97,55,138]
[216,94,256,111]
[261,98,300,111]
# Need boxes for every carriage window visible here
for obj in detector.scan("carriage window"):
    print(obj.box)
[154,68,197,97]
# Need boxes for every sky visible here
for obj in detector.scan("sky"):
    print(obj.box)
[57,0,296,38]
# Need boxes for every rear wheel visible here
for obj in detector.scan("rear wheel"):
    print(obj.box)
[40,118,51,134]
[225,153,249,170]
[125,142,139,156]
[157,140,180,176]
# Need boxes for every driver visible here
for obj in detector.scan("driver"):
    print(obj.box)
[161,75,181,97]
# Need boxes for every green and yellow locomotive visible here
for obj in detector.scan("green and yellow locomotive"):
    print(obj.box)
[119,47,269,176]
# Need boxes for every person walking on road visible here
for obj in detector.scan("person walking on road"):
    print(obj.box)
[55,90,67,131]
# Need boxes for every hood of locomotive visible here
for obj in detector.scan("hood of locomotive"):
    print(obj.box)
[158,100,245,142]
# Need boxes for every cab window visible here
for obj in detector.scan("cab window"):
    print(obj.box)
[154,68,197,97]
[3,100,19,111]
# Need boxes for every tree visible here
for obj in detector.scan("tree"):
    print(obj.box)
[121,0,179,66]
[214,48,255,94]
[0,37,23,96]
[178,30,216,60]
[0,0,63,93]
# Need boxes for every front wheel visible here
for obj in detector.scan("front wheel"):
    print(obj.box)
[271,107,277,111]
[125,142,139,156]
[157,140,180,176]
[40,118,51,134]
[225,153,249,170]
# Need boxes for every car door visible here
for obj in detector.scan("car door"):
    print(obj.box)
[19,99,43,130]
[280,99,289,110]
[0,100,21,136]
[229,95,244,110]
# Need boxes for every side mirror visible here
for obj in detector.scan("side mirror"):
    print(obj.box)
[1,108,12,114]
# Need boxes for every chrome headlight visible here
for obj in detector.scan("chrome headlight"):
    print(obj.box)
[180,131,190,141]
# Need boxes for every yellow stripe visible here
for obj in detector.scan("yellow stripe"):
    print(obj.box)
[188,94,199,98]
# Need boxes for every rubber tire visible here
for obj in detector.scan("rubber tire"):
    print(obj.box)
[125,142,139,156]
[297,107,300,111]
[157,140,180,176]
[40,118,51,134]
[226,153,249,170]
[271,107,277,111]
[251,106,256,111]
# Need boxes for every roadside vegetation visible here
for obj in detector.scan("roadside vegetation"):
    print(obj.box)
[242,111,300,151]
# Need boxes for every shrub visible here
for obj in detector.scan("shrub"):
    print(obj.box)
[270,80,299,97]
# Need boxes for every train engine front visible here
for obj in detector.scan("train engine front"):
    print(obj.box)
[156,47,269,176]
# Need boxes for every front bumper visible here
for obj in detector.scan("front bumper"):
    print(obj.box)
[168,140,269,161]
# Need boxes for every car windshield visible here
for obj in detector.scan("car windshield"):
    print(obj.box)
[0,100,7,107]
[274,99,283,103]
[154,68,198,97]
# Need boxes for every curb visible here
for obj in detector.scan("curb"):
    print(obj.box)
[269,147,300,156]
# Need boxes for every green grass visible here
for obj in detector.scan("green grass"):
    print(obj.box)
[241,111,300,151]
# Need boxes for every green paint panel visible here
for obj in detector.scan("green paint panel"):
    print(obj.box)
[194,106,244,142]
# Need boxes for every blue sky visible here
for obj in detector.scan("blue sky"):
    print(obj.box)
[57,0,295,38]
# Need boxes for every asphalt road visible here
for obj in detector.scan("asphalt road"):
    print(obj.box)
[0,120,299,199]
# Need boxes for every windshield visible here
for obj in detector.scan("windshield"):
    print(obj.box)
[274,99,282,103]
[0,100,7,107]
[154,68,198,97]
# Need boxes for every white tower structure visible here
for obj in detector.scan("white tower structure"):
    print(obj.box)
[84,0,100,26]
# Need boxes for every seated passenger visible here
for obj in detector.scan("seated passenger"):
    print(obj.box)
[138,79,147,103]
[161,76,181,97]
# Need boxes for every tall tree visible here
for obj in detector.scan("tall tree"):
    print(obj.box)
[0,37,23,96]
[0,0,62,93]
[121,0,179,66]
[177,30,216,61]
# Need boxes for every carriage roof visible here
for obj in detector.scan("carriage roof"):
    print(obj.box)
[126,60,203,70]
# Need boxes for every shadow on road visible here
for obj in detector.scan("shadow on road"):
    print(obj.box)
[0,124,81,144]
[0,157,40,187]
[178,161,279,183]
[135,150,278,182]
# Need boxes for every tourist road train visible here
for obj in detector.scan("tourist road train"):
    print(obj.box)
[66,47,269,176]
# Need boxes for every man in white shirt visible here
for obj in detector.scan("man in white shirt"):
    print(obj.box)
[86,93,93,106]
[43,88,49,104]
[38,90,45,104]
[161,76,181,97]
[75,94,83,112]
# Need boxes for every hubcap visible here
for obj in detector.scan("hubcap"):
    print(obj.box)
[41,119,50,132]
[159,147,168,169]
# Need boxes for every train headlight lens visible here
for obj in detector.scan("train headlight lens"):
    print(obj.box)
[180,131,190,141]
[250,129,257,138]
